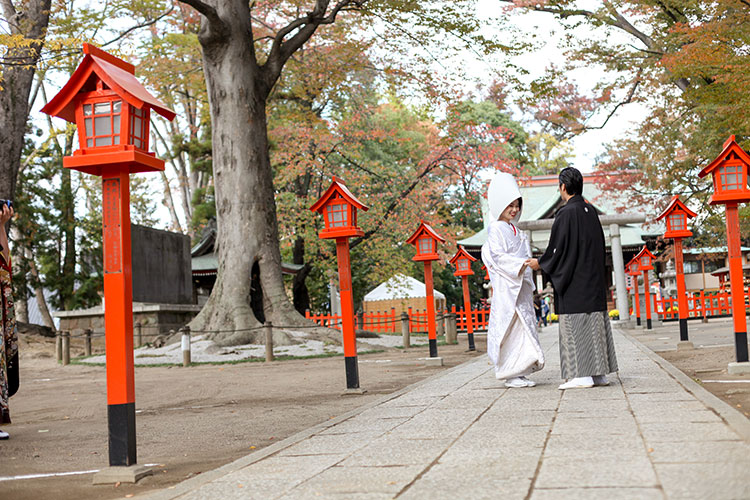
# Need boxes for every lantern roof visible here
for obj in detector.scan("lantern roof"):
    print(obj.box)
[406,220,446,246]
[449,246,477,266]
[698,135,750,179]
[634,246,656,266]
[41,43,176,123]
[309,176,369,214]
[655,195,698,222]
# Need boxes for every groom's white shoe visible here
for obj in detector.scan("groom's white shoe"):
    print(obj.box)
[592,375,610,386]
[558,377,594,390]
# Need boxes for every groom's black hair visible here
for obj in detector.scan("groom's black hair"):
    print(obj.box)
[558,167,583,196]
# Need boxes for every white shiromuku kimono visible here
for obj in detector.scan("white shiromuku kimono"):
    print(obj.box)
[482,220,545,380]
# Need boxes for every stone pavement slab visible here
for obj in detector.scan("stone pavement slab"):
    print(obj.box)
[140,325,750,500]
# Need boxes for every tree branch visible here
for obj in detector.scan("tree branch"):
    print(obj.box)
[101,5,175,47]
[263,0,365,91]
[349,148,456,249]
[570,72,642,135]
[178,0,229,44]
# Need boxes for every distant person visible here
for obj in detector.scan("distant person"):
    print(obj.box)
[482,172,544,388]
[533,293,542,327]
[541,298,549,327]
[0,201,17,438]
[526,167,617,389]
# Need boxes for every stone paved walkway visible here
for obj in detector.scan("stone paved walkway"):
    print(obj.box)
[141,327,750,500]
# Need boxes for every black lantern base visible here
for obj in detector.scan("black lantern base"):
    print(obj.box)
[636,317,641,326]
[646,318,652,330]
[467,333,476,351]
[679,318,689,342]
[344,355,360,389]
[734,332,749,363]
[429,338,438,358]
[108,402,136,466]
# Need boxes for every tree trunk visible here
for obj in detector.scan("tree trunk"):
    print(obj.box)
[61,164,76,310]
[0,0,51,201]
[25,246,55,330]
[292,237,311,314]
[186,0,317,346]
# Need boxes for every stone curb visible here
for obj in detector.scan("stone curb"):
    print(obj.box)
[619,327,750,442]
[137,354,488,500]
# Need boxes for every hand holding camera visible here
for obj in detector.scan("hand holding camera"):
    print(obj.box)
[0,200,14,225]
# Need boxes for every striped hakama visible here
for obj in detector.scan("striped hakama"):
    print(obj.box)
[558,311,618,379]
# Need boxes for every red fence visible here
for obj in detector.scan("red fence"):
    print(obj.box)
[361,309,398,333]
[652,289,750,321]
[306,307,492,333]
[452,305,490,331]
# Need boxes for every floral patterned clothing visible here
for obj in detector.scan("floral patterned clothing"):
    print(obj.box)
[0,253,17,424]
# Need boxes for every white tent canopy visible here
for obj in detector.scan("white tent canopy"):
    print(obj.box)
[364,274,446,302]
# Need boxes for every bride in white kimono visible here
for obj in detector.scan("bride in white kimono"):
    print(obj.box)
[482,173,545,388]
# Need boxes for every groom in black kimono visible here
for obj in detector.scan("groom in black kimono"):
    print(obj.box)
[526,167,618,389]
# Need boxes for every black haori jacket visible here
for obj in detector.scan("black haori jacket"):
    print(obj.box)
[539,195,608,314]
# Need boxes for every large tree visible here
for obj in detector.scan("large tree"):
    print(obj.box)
[0,0,51,202]
[177,0,497,344]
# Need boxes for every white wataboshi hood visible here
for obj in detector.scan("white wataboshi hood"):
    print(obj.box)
[487,172,523,223]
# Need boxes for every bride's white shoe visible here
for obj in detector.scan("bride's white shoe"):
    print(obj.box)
[558,376,594,390]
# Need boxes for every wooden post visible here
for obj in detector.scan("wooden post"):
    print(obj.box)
[335,238,360,389]
[135,322,142,348]
[180,327,191,367]
[436,310,445,338]
[85,329,93,356]
[56,332,62,363]
[423,260,438,358]
[401,312,410,348]
[264,322,274,362]
[461,275,476,351]
[62,331,70,366]
[642,270,652,329]
[725,203,748,362]
[445,313,458,344]
[357,310,364,332]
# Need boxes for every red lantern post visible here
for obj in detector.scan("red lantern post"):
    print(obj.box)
[634,246,656,330]
[41,44,176,476]
[698,135,750,363]
[449,246,477,351]
[406,221,445,359]
[656,196,697,343]
[627,259,642,327]
[310,177,368,390]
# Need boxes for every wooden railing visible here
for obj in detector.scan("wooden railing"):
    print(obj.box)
[306,306,493,333]
[652,289,750,320]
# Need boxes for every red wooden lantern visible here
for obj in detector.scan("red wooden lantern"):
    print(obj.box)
[634,246,656,272]
[449,246,477,351]
[41,44,176,478]
[634,246,656,329]
[310,178,369,390]
[309,177,368,239]
[406,221,445,262]
[656,195,697,239]
[698,135,750,205]
[41,43,176,176]
[449,246,476,277]
[698,135,750,363]
[626,258,642,327]
[406,221,445,359]
[656,195,697,343]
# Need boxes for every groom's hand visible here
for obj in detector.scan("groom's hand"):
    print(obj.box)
[525,258,540,271]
